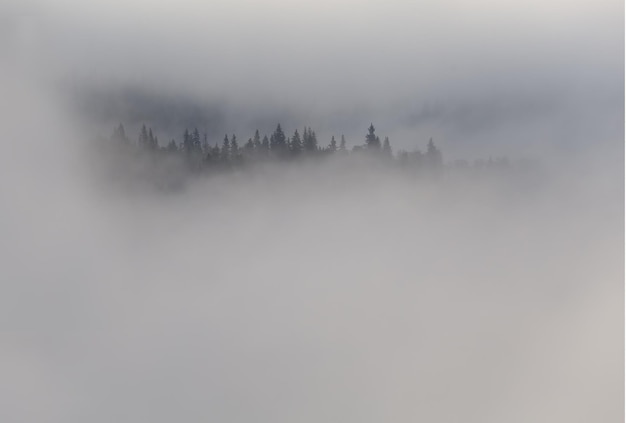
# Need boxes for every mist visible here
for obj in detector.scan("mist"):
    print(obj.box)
[1,0,624,422]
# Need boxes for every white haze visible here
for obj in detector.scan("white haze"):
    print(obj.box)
[0,1,624,422]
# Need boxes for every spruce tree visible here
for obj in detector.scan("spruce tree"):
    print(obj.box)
[261,135,270,157]
[339,135,347,152]
[192,128,201,154]
[112,123,129,144]
[303,127,318,153]
[183,128,192,153]
[253,130,262,150]
[202,133,209,155]
[329,135,337,153]
[230,134,240,160]
[426,138,443,169]
[221,134,230,162]
[365,123,381,150]
[383,136,392,157]
[139,124,149,148]
[271,124,287,156]
[291,129,302,156]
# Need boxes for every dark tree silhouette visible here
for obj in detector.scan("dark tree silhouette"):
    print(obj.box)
[221,134,230,162]
[339,135,347,153]
[383,136,392,157]
[329,136,337,153]
[303,127,318,153]
[270,124,287,156]
[139,124,149,148]
[365,123,381,150]
[291,129,302,156]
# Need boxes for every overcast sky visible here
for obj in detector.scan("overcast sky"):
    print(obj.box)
[2,0,623,158]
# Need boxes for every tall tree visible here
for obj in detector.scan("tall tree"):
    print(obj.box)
[365,123,381,150]
[148,128,158,150]
[192,128,201,154]
[139,124,149,148]
[167,139,178,152]
[339,135,347,153]
[303,127,318,153]
[426,138,443,169]
[230,134,240,161]
[221,134,230,162]
[253,130,262,150]
[270,124,287,155]
[112,123,129,144]
[261,135,270,157]
[382,136,392,157]
[328,136,337,153]
[211,142,220,161]
[183,128,192,153]
[202,133,210,155]
[291,129,302,156]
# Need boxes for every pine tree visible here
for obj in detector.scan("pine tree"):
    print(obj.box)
[291,129,302,156]
[183,128,192,153]
[111,123,129,144]
[271,124,287,156]
[339,135,347,152]
[365,123,381,150]
[253,130,262,150]
[230,134,240,160]
[221,134,230,162]
[426,138,443,169]
[261,135,270,156]
[148,128,159,150]
[382,136,392,157]
[244,138,254,152]
[329,135,337,153]
[303,127,318,153]
[167,139,178,152]
[211,142,220,160]
[139,124,149,148]
[202,133,209,155]
[192,128,201,154]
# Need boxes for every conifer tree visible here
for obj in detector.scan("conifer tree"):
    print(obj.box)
[192,128,201,154]
[139,124,149,148]
[339,135,347,152]
[303,127,318,153]
[270,124,287,155]
[202,133,209,155]
[112,123,129,144]
[329,135,337,153]
[230,134,240,160]
[183,128,192,153]
[211,142,220,160]
[244,137,254,154]
[365,123,381,150]
[253,130,262,150]
[383,136,392,157]
[291,129,302,156]
[221,134,230,162]
[261,135,270,156]
[426,138,443,169]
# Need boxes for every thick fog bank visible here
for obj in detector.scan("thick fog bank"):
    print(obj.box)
[0,33,623,422]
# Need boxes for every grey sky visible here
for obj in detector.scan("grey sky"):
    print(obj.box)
[2,0,623,157]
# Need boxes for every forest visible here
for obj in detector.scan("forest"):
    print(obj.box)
[104,121,515,180]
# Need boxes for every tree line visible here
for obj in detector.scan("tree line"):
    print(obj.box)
[109,122,448,173]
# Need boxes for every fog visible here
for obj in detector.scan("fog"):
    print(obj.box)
[1,1,624,422]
